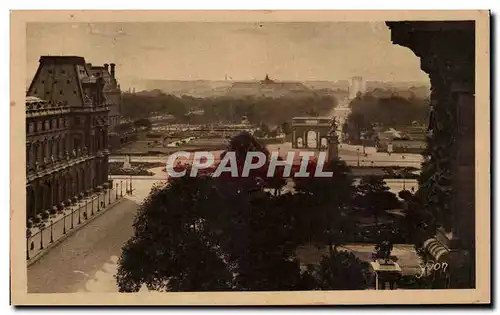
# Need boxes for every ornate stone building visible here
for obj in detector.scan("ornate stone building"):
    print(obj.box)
[86,62,122,150]
[387,21,475,288]
[25,56,111,221]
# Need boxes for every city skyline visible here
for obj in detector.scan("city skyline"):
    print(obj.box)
[26,22,430,90]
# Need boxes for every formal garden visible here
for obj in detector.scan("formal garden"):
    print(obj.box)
[115,132,438,292]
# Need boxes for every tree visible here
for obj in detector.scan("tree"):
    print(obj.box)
[355,176,400,227]
[302,251,370,290]
[281,121,292,135]
[116,177,233,292]
[133,118,152,130]
[398,189,414,201]
[117,132,299,292]
[293,158,357,255]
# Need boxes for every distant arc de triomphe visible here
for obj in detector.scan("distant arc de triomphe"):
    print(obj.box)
[291,116,339,159]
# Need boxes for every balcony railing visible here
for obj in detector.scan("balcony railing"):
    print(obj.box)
[26,148,96,179]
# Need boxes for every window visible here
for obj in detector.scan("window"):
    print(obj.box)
[60,90,63,95]
[61,69,66,74]
[41,80,45,84]
[73,90,77,95]
[67,79,71,84]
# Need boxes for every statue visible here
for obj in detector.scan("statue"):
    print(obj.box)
[83,146,88,156]
[375,240,394,264]
[72,149,77,158]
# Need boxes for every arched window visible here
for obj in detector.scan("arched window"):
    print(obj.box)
[306,130,318,149]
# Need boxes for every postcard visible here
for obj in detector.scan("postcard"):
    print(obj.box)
[10,10,490,305]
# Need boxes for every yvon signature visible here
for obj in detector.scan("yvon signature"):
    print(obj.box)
[415,261,448,279]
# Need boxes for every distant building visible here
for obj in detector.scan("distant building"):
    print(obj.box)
[349,76,366,100]
[26,56,110,221]
[228,74,312,97]
[86,63,121,131]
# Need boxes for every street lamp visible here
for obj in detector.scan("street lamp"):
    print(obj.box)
[357,148,360,167]
[120,180,123,197]
[360,135,366,155]
[50,220,54,243]
[78,201,82,224]
[97,192,100,212]
[116,183,119,200]
[63,211,66,234]
[71,206,74,229]
[91,195,95,216]
[108,186,111,204]
[39,223,44,250]
[85,198,88,219]
[129,176,133,194]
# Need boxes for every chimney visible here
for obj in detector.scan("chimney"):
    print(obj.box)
[104,63,109,72]
[110,63,116,79]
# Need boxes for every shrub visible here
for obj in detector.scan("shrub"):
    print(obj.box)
[41,211,49,220]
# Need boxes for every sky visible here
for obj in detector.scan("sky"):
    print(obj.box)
[26,22,430,90]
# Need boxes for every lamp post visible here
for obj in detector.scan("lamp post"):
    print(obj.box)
[78,201,82,224]
[70,206,74,229]
[357,148,360,167]
[360,135,366,155]
[97,192,100,212]
[39,224,44,250]
[102,190,105,208]
[85,198,88,219]
[129,176,132,194]
[91,195,95,216]
[120,180,123,197]
[50,220,54,243]
[116,183,119,200]
[63,211,66,234]
[108,186,111,204]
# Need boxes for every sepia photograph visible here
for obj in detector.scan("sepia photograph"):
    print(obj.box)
[10,10,490,305]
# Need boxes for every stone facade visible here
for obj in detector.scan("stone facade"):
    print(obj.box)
[26,56,111,221]
[87,62,122,150]
[387,21,475,288]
